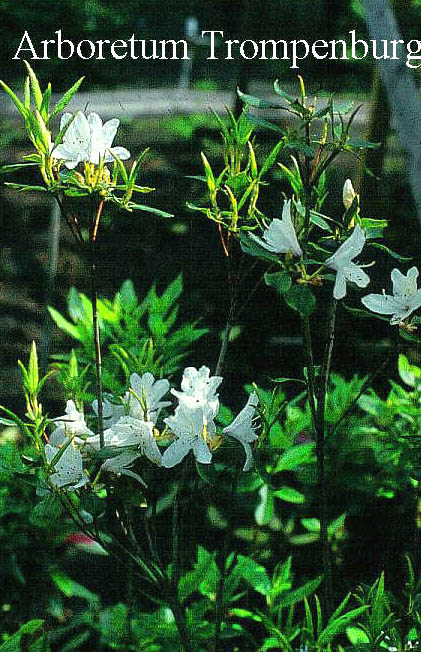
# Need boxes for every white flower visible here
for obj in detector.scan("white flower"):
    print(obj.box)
[92,394,125,428]
[52,111,130,169]
[101,450,146,486]
[223,392,258,471]
[343,179,356,210]
[128,372,171,424]
[171,366,222,416]
[325,224,370,300]
[162,403,215,467]
[45,443,88,490]
[87,416,162,466]
[86,112,130,165]
[248,200,302,257]
[52,112,91,169]
[50,400,94,447]
[362,266,421,325]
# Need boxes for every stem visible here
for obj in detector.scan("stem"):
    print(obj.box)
[301,316,317,426]
[167,464,194,651]
[171,460,189,591]
[215,243,237,376]
[90,198,105,447]
[315,299,337,614]
[214,472,238,652]
[167,591,195,652]
[40,200,61,375]
[215,306,234,377]
[54,194,84,246]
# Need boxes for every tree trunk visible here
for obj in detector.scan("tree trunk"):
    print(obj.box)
[361,0,421,227]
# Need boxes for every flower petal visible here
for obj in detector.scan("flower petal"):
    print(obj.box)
[192,436,212,464]
[104,146,131,162]
[361,293,401,315]
[162,438,193,467]
[332,271,347,300]
[344,263,370,289]
[59,112,73,131]
[326,224,366,269]
[101,118,119,149]
[391,266,419,298]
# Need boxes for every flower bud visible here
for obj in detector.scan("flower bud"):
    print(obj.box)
[343,179,356,210]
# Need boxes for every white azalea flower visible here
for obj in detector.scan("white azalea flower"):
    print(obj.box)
[343,179,356,210]
[51,112,91,169]
[86,112,130,165]
[362,266,421,325]
[162,403,215,467]
[325,224,370,300]
[87,416,162,466]
[248,200,302,257]
[171,366,222,416]
[101,450,146,486]
[50,399,94,447]
[45,443,88,490]
[128,372,171,424]
[52,111,130,169]
[223,392,258,471]
[92,394,125,428]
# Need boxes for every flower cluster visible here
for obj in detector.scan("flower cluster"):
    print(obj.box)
[52,112,131,169]
[45,367,259,491]
[242,181,421,328]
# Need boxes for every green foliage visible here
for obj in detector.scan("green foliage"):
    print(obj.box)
[49,276,208,395]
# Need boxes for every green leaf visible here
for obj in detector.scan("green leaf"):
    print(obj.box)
[0,163,37,175]
[259,140,284,178]
[273,486,306,504]
[40,83,52,120]
[23,61,43,110]
[130,203,173,218]
[28,340,39,393]
[244,112,285,134]
[285,141,317,157]
[301,518,320,532]
[24,75,30,109]
[317,606,370,646]
[255,484,275,526]
[0,620,44,651]
[237,88,282,109]
[51,570,99,604]
[5,183,47,192]
[346,626,370,645]
[346,137,380,149]
[277,576,322,607]
[369,242,412,261]
[235,555,271,595]
[31,494,63,526]
[371,572,386,637]
[273,80,301,106]
[178,546,219,603]
[310,211,333,233]
[274,442,315,473]
[29,632,50,652]
[47,306,83,340]
[239,232,280,262]
[284,284,316,317]
[265,271,292,295]
[0,79,29,118]
[50,76,85,119]
[398,354,421,388]
[343,305,390,322]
